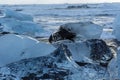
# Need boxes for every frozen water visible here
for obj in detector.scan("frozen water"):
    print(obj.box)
[113,14,120,41]
[0,18,47,37]
[0,3,120,80]
[2,9,33,21]
[0,34,55,67]
[61,22,103,40]
[0,9,49,37]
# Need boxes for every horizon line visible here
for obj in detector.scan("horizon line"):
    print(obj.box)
[0,2,119,5]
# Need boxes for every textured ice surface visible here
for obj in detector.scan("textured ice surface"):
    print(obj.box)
[0,9,50,37]
[0,3,120,80]
[113,15,120,41]
[2,9,33,21]
[0,34,55,67]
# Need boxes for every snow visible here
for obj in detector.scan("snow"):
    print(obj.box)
[0,34,56,67]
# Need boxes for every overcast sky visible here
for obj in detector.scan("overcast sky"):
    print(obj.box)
[0,0,120,4]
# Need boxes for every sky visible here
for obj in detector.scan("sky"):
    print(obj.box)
[0,0,120,4]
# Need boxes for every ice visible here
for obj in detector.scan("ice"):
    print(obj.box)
[49,22,103,43]
[63,42,91,63]
[0,34,56,67]
[0,9,48,37]
[2,9,33,21]
[100,29,115,39]
[0,3,120,80]
[116,47,120,79]
[61,39,113,65]
[113,14,120,41]
[61,22,103,40]
[0,18,46,37]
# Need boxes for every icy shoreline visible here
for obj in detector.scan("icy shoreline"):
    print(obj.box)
[0,3,120,80]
